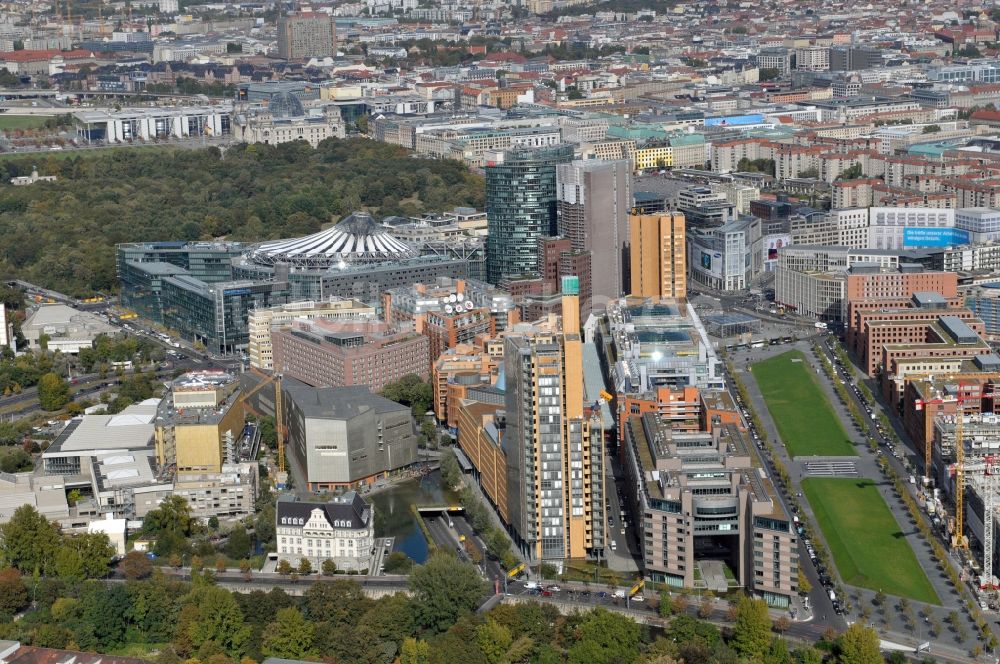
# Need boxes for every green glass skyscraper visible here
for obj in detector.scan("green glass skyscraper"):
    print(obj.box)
[485,144,574,285]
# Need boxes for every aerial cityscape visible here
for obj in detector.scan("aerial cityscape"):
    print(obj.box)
[7,0,1000,662]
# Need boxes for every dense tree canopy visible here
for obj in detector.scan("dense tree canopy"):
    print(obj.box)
[730,595,772,660]
[37,372,71,411]
[380,373,434,419]
[0,504,62,575]
[409,552,487,633]
[0,495,862,664]
[141,495,199,556]
[0,139,485,296]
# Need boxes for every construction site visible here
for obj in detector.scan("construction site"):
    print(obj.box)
[908,378,1000,602]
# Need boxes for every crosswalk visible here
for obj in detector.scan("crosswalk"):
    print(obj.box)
[803,458,859,477]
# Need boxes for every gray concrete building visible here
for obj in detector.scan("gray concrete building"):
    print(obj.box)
[282,383,419,490]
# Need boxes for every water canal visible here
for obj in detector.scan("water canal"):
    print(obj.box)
[369,470,459,564]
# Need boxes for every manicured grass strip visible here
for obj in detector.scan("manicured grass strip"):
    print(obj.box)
[803,478,940,604]
[0,115,48,129]
[752,350,856,457]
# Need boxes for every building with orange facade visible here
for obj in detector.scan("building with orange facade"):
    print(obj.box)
[431,342,500,427]
[455,399,509,523]
[629,213,687,299]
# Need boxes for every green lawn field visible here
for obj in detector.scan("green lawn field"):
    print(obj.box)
[802,478,940,604]
[0,115,48,130]
[751,350,856,457]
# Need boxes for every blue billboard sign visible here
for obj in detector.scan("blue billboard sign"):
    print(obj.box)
[704,114,765,127]
[902,227,970,248]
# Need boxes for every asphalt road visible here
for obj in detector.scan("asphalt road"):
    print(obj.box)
[0,358,218,420]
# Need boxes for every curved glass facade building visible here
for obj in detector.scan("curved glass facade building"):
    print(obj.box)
[485,143,574,285]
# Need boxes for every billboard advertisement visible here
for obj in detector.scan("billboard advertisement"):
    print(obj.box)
[763,234,792,263]
[695,249,724,277]
[902,227,970,248]
[700,251,712,271]
[704,114,765,128]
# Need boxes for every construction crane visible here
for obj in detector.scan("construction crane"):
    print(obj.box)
[916,382,983,491]
[965,455,1000,589]
[241,368,286,475]
[954,396,970,550]
[954,383,999,551]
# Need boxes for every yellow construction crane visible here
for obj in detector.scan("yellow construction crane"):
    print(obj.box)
[950,382,993,550]
[241,369,286,475]
[954,402,968,550]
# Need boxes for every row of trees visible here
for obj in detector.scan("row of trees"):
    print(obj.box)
[0,496,897,663]
[0,139,485,297]
[0,550,890,664]
[441,450,519,568]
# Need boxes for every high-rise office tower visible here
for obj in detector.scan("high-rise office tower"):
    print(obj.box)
[630,213,687,299]
[485,144,574,285]
[556,159,632,312]
[277,13,337,60]
[503,279,605,561]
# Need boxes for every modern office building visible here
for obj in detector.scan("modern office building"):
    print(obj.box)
[383,277,517,334]
[503,284,606,561]
[271,318,429,393]
[282,383,419,490]
[485,144,574,285]
[421,307,495,366]
[775,247,922,323]
[248,298,376,370]
[117,241,244,283]
[161,276,289,355]
[275,492,374,571]
[965,283,1000,339]
[75,105,233,143]
[154,371,248,474]
[456,399,509,522]
[118,261,190,323]
[432,343,500,427]
[43,400,159,477]
[877,315,990,380]
[845,270,960,347]
[848,294,985,375]
[754,47,793,75]
[629,213,687,300]
[956,208,1000,244]
[276,13,337,60]
[622,412,798,606]
[556,159,633,308]
[117,240,245,322]
[597,297,725,398]
[687,218,760,292]
[829,45,882,71]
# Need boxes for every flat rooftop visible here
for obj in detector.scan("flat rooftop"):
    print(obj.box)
[45,400,159,456]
